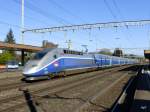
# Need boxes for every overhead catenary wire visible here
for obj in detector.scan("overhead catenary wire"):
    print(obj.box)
[27,0,72,25]
[147,25,150,49]
[23,19,150,33]
[111,0,124,19]
[12,0,72,25]
[47,0,87,23]
[0,5,50,26]
[104,0,133,47]
[111,0,134,44]
[26,0,72,25]
[0,20,22,29]
[103,0,118,20]
[103,0,121,47]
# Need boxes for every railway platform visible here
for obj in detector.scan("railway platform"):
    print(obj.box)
[131,66,150,112]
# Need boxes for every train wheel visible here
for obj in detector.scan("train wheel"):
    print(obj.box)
[48,74,54,79]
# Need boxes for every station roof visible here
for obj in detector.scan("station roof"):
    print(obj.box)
[144,50,150,59]
[0,41,43,52]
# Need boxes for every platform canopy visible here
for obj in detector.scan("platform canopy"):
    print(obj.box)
[0,41,43,52]
[144,50,150,59]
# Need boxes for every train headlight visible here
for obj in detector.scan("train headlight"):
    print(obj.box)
[54,62,59,67]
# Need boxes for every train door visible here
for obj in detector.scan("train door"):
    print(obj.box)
[93,54,100,68]
[109,57,112,66]
[101,56,103,67]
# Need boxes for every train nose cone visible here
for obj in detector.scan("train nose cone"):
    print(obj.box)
[23,60,39,75]
[23,67,38,76]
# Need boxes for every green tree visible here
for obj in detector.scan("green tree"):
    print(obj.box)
[4,29,16,56]
[0,51,13,64]
[5,29,15,44]
[98,48,112,56]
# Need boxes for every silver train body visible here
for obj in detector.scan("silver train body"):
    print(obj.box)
[23,48,137,80]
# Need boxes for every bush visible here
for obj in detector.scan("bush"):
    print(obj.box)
[0,52,13,64]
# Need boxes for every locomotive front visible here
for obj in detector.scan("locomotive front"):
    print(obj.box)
[23,49,53,80]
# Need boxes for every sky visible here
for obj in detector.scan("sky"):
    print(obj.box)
[0,0,150,56]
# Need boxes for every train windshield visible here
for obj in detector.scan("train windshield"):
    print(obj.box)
[33,48,54,60]
[33,51,48,60]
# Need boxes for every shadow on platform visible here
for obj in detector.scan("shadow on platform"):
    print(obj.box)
[22,89,37,112]
[131,99,150,112]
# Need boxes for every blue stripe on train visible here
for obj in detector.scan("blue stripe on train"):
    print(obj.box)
[30,58,99,76]
[30,57,128,77]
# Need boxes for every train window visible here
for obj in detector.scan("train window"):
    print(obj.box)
[64,50,69,54]
[63,50,83,55]
[33,51,48,60]
[64,50,67,54]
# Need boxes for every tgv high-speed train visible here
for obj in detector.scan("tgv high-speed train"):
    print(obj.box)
[23,48,137,80]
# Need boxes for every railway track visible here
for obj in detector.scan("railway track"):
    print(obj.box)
[0,65,130,100]
[0,65,131,91]
[0,71,122,112]
[0,71,22,81]
[0,65,138,112]
[76,72,132,112]
[28,68,137,112]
